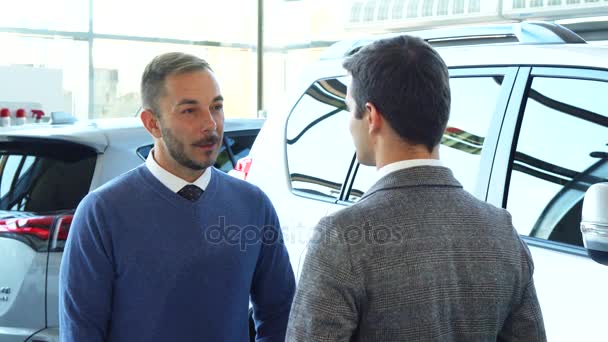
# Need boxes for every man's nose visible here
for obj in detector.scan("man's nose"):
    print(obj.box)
[199,108,217,132]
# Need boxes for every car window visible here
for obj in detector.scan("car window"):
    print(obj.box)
[0,155,22,198]
[214,139,233,172]
[136,144,153,161]
[506,75,608,247]
[215,134,257,173]
[231,135,257,161]
[285,77,354,201]
[0,141,97,212]
[349,74,506,201]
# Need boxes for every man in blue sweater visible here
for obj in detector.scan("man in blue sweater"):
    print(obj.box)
[59,52,295,341]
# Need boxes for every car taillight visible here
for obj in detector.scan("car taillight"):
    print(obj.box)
[55,215,73,241]
[234,156,253,180]
[0,215,73,251]
[0,216,55,240]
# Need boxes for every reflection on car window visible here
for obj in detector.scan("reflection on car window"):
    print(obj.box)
[442,76,503,193]
[286,77,354,201]
[0,153,96,212]
[214,140,232,172]
[507,76,608,247]
[0,155,21,198]
[215,135,257,173]
[348,75,505,202]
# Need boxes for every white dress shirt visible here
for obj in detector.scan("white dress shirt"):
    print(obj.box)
[145,149,212,193]
[377,159,444,181]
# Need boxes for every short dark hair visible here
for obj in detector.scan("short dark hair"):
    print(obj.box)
[141,52,212,117]
[342,35,451,152]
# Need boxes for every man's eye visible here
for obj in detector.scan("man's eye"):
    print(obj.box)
[181,108,195,114]
[212,104,224,111]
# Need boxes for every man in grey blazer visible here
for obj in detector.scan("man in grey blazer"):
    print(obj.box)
[286,35,546,341]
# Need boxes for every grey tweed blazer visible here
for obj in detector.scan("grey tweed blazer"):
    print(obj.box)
[286,166,546,342]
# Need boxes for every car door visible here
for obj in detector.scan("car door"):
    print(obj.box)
[289,67,518,278]
[488,66,608,341]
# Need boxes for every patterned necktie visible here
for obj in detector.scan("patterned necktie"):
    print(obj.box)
[177,184,203,201]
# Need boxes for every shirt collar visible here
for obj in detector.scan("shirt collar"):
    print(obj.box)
[145,148,212,193]
[377,159,444,181]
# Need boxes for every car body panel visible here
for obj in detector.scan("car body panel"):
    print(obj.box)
[246,39,608,341]
[0,239,46,341]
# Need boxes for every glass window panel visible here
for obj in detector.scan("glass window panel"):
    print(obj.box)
[378,0,392,20]
[0,155,21,199]
[0,0,88,32]
[507,76,608,246]
[264,48,324,117]
[443,76,503,193]
[18,156,36,178]
[286,77,353,201]
[406,0,420,18]
[92,39,256,119]
[392,0,406,19]
[363,0,378,21]
[93,0,256,43]
[422,0,434,16]
[0,153,96,212]
[206,47,257,119]
[350,2,364,22]
[348,75,504,202]
[0,33,89,119]
[437,0,450,15]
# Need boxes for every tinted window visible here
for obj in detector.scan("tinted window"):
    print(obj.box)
[215,134,257,172]
[0,155,22,198]
[286,77,354,201]
[349,75,505,201]
[506,76,608,246]
[136,144,153,161]
[0,140,97,212]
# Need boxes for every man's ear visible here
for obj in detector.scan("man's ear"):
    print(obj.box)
[140,109,162,139]
[365,102,382,134]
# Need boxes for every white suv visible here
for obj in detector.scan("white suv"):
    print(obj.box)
[0,117,263,341]
[245,22,608,341]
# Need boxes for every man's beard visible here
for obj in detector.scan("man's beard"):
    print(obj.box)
[162,126,220,171]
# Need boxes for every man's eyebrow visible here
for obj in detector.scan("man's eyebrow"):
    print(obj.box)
[176,99,199,106]
[175,96,223,107]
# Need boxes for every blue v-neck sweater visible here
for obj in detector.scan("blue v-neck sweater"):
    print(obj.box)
[59,165,295,342]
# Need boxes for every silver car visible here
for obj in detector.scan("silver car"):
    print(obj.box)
[0,117,263,341]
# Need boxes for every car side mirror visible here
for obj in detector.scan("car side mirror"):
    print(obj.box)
[581,182,608,265]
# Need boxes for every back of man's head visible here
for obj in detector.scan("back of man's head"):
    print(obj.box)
[342,35,451,152]
[141,52,212,118]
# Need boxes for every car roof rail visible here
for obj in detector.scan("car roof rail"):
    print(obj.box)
[321,21,586,60]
